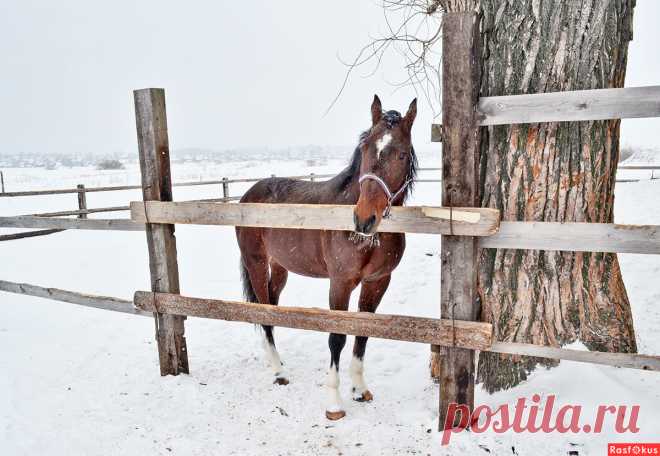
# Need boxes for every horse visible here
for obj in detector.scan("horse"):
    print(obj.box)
[235,95,417,420]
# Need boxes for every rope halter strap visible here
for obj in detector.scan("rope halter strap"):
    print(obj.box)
[358,173,411,218]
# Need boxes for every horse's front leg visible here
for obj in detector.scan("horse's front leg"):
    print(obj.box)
[325,277,359,420]
[351,274,391,403]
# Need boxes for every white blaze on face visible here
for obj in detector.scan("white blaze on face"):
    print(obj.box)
[376,133,392,160]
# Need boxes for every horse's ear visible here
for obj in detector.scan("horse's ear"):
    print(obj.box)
[402,98,417,132]
[371,95,382,125]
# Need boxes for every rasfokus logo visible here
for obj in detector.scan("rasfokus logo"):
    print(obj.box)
[608,444,660,455]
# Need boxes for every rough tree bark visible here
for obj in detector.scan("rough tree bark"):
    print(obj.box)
[438,0,638,392]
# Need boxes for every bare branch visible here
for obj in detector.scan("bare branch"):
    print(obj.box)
[327,1,445,116]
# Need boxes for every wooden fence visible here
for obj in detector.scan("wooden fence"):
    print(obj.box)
[1,11,660,433]
[3,277,658,374]
[0,162,652,242]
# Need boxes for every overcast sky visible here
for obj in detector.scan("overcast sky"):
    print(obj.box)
[1,1,659,156]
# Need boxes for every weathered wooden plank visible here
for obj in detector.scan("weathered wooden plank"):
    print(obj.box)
[480,222,660,255]
[478,85,660,126]
[129,201,501,236]
[28,206,130,218]
[489,342,660,372]
[0,280,150,316]
[0,185,141,197]
[0,174,371,198]
[4,278,656,371]
[0,228,65,241]
[617,165,660,170]
[437,11,482,431]
[134,291,494,350]
[0,215,142,231]
[135,87,189,376]
[26,198,238,218]
[430,123,443,142]
[0,164,647,199]
[5,211,657,255]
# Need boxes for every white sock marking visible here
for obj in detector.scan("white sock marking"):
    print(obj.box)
[349,356,368,398]
[325,367,343,413]
[376,133,392,160]
[262,336,285,378]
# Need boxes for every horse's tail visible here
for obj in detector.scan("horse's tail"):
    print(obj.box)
[241,259,273,339]
[240,259,259,304]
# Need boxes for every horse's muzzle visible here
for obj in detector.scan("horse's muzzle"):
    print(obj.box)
[353,212,377,235]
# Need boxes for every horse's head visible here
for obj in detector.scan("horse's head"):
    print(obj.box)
[353,95,417,236]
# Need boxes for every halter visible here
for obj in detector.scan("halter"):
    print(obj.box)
[358,173,411,218]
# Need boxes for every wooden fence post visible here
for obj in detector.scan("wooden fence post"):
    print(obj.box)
[437,12,482,431]
[221,177,229,200]
[1,171,5,193]
[134,88,189,376]
[77,184,87,219]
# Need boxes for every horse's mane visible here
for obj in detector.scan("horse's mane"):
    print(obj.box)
[334,116,418,203]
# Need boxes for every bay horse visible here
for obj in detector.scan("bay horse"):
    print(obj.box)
[235,95,417,420]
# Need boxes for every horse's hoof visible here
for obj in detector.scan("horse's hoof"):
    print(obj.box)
[352,389,373,402]
[273,377,289,386]
[325,410,346,420]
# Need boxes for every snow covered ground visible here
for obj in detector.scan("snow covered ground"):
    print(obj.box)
[1,157,659,455]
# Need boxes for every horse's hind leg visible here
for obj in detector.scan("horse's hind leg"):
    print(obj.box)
[241,253,289,385]
[351,274,391,403]
[263,261,289,385]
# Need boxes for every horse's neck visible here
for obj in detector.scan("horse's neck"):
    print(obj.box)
[327,167,360,204]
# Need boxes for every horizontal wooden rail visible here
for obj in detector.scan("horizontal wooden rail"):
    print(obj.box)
[618,165,660,170]
[0,280,150,316]
[0,171,397,198]
[0,184,142,197]
[23,197,241,218]
[2,279,656,371]
[130,201,501,236]
[0,171,446,198]
[477,85,660,126]
[0,228,65,241]
[4,210,658,255]
[0,178,315,197]
[135,291,658,371]
[134,291,493,350]
[490,341,660,371]
[0,165,651,199]
[0,215,143,231]
[31,205,130,217]
[480,221,660,254]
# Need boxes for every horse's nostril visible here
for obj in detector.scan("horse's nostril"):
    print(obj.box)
[354,213,377,234]
[364,215,376,233]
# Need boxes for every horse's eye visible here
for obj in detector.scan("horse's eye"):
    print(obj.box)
[399,152,406,160]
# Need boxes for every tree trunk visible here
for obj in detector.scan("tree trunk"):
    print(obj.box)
[437,0,638,392]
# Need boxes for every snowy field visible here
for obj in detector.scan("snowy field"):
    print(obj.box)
[1,156,659,455]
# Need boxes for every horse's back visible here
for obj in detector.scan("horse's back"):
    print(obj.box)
[236,178,330,278]
[239,177,322,204]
